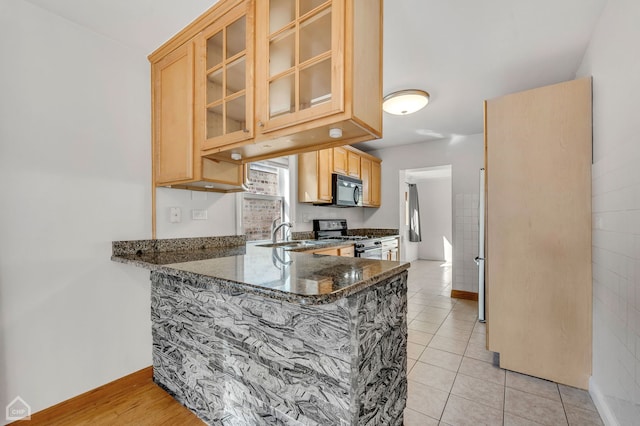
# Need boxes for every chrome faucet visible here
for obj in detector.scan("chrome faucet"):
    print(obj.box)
[271,218,293,243]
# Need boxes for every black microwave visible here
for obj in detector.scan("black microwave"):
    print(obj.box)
[332,174,363,207]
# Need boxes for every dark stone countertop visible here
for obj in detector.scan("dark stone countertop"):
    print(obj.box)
[112,236,409,305]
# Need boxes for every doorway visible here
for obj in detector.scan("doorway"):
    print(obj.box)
[399,165,452,263]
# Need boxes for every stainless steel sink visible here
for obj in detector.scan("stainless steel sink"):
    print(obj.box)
[255,240,321,249]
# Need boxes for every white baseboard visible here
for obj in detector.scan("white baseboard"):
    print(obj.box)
[589,377,620,426]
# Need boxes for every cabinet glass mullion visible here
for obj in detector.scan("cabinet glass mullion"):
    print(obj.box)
[299,0,329,17]
[266,0,333,122]
[205,13,248,140]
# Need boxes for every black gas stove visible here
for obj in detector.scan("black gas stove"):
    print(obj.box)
[312,219,397,259]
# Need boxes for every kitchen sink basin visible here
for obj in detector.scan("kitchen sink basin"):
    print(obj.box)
[255,240,321,249]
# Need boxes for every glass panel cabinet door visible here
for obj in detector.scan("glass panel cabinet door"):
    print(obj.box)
[259,0,342,131]
[197,2,253,151]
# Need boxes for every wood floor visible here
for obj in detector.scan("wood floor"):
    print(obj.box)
[20,367,204,426]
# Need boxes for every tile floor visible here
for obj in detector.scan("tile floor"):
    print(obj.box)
[403,260,604,426]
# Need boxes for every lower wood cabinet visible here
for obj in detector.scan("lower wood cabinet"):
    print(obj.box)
[308,244,354,257]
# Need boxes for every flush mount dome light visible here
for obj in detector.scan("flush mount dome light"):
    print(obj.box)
[382,89,430,115]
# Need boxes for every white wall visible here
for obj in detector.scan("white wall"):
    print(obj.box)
[155,188,238,238]
[364,134,484,292]
[0,0,153,420]
[415,177,452,261]
[576,0,640,424]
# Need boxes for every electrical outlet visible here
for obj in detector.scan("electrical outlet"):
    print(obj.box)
[169,207,181,223]
[302,213,310,223]
[192,209,208,220]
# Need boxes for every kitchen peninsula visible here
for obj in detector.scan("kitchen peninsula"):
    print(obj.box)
[112,236,409,425]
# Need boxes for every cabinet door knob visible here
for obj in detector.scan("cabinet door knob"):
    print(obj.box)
[243,128,249,133]
[258,121,264,128]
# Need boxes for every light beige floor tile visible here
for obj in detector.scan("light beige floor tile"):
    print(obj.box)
[564,404,604,425]
[408,298,435,307]
[505,387,567,426]
[451,305,477,315]
[464,341,498,364]
[424,299,456,310]
[428,335,468,355]
[504,413,544,426]
[407,303,425,314]
[406,310,419,321]
[439,320,475,332]
[434,326,472,342]
[412,312,448,325]
[558,384,598,412]
[450,372,505,410]
[458,357,506,385]
[468,332,488,345]
[472,321,486,334]
[506,371,560,401]
[446,310,478,322]
[408,361,457,392]
[419,305,452,317]
[402,408,439,426]
[440,394,503,426]
[409,319,441,334]
[418,347,463,372]
[406,380,449,420]
[407,358,417,374]
[407,342,426,360]
[455,299,478,309]
[407,329,434,346]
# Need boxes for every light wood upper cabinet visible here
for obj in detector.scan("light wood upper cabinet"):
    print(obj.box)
[149,0,382,187]
[360,154,380,207]
[150,39,246,191]
[333,146,360,177]
[150,0,249,192]
[203,0,382,162]
[152,43,245,191]
[370,159,381,206]
[195,1,254,151]
[298,145,380,207]
[298,148,333,203]
[347,149,360,178]
[332,146,348,175]
[153,43,195,185]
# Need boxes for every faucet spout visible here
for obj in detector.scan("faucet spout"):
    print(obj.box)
[271,218,293,243]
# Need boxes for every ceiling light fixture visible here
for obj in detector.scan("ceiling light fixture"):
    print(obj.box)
[382,89,430,115]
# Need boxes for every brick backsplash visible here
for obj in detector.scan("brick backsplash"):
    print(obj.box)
[243,169,282,241]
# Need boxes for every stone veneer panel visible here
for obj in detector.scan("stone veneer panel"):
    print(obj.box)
[151,270,407,425]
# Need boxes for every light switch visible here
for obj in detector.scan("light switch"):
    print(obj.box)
[169,207,181,223]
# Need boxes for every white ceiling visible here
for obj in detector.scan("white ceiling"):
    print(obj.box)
[406,165,452,183]
[24,0,606,151]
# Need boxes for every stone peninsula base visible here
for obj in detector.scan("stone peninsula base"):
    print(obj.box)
[151,270,408,425]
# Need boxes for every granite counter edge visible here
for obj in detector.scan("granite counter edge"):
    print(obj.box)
[112,254,410,305]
